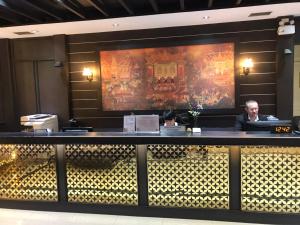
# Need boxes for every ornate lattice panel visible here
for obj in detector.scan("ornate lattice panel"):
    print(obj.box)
[147,145,229,209]
[66,144,138,205]
[241,146,300,213]
[0,144,58,201]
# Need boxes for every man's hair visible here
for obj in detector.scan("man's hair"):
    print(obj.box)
[163,110,176,121]
[245,100,258,108]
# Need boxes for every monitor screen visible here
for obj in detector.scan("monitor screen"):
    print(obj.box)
[135,115,159,133]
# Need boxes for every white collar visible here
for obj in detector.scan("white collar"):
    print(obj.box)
[248,115,259,121]
[164,122,178,126]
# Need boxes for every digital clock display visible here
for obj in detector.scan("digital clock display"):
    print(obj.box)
[271,125,292,134]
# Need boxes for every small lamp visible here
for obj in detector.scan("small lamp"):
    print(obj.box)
[82,67,93,81]
[242,58,253,75]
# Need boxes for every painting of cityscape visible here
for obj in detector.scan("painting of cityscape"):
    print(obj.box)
[100,42,235,111]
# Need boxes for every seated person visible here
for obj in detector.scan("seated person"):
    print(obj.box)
[235,100,276,131]
[153,111,186,159]
[163,110,178,127]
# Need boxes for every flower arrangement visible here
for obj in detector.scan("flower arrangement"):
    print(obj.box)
[188,102,203,127]
[188,102,203,117]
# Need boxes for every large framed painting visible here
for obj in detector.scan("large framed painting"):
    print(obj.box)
[100,41,235,111]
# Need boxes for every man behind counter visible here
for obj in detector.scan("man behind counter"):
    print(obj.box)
[235,100,275,131]
[163,110,178,127]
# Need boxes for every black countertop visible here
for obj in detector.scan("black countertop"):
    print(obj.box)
[0,131,300,146]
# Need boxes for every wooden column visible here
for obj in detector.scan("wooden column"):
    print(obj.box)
[53,34,70,125]
[276,18,295,119]
[0,39,16,131]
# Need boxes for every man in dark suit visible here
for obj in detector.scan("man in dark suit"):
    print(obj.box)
[235,100,269,131]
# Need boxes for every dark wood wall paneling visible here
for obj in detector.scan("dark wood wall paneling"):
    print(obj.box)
[295,17,300,45]
[0,41,5,125]
[0,39,16,131]
[12,36,69,129]
[276,31,294,119]
[67,19,278,128]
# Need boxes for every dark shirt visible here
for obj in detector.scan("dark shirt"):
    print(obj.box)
[235,113,269,131]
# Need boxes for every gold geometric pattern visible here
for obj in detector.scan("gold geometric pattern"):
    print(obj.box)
[0,144,58,201]
[147,145,229,209]
[66,144,138,205]
[241,146,300,213]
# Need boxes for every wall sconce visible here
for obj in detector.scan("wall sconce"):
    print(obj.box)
[242,58,253,75]
[82,67,93,81]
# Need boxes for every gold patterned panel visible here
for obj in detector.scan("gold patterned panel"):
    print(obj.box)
[147,145,229,209]
[0,144,58,201]
[66,144,138,205]
[241,146,300,213]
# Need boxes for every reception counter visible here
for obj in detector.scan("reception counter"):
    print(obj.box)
[0,131,299,224]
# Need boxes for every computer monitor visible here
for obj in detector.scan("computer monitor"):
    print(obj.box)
[135,115,159,133]
[246,120,291,131]
[292,116,300,131]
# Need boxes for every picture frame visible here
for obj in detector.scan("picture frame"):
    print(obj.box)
[97,37,240,116]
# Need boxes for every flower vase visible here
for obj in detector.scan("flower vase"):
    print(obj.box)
[193,116,198,128]
[192,116,201,133]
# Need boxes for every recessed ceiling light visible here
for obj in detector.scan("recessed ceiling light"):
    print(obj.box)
[112,23,119,27]
[202,16,210,20]
[249,11,272,17]
[13,31,38,35]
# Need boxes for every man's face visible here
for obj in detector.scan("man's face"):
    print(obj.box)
[245,102,259,118]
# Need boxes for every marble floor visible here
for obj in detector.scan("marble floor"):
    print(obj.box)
[0,208,269,225]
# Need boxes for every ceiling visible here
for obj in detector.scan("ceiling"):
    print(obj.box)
[0,0,299,39]
[0,0,299,27]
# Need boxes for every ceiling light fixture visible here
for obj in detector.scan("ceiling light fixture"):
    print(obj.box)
[13,31,38,35]
[249,11,272,17]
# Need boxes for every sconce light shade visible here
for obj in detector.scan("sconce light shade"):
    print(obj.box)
[242,58,253,75]
[82,67,93,81]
